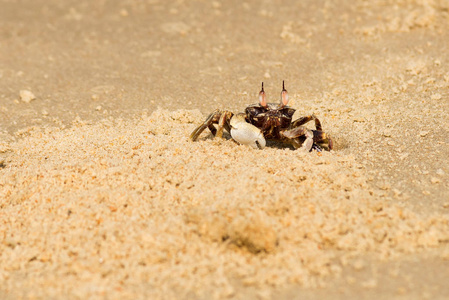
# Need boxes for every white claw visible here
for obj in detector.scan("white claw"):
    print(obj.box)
[230,114,266,149]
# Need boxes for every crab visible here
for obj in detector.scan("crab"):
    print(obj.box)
[190,81,333,151]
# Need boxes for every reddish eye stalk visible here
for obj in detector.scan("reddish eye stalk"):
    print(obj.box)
[281,80,289,107]
[259,82,267,108]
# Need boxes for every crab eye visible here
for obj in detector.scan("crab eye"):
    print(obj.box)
[259,82,267,108]
[280,80,289,107]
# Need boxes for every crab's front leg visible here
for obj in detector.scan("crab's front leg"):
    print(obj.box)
[190,109,233,141]
[229,113,266,149]
[281,126,315,151]
[282,114,334,151]
[282,127,333,151]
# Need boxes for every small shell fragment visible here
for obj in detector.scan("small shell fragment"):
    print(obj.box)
[19,90,36,103]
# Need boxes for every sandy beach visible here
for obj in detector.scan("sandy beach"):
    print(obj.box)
[1,0,449,299]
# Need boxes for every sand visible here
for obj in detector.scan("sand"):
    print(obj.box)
[1,108,448,299]
[1,0,449,299]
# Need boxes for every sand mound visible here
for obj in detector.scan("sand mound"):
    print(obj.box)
[0,109,448,299]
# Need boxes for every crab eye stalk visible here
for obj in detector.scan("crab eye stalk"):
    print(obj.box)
[280,80,289,107]
[259,82,267,108]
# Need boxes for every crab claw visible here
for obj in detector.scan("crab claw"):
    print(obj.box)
[282,126,314,152]
[230,113,266,149]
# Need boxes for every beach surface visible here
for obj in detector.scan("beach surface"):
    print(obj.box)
[1,0,449,299]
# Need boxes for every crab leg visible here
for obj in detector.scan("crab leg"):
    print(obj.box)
[190,110,233,141]
[216,111,233,138]
[282,127,333,151]
[190,109,220,141]
[291,114,322,131]
[281,126,314,151]
[312,130,333,150]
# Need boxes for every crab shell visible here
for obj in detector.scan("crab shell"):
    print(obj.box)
[245,103,296,140]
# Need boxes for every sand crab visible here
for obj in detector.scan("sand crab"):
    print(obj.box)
[190,82,333,151]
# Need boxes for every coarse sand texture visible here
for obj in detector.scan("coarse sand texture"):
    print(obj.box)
[1,109,448,299]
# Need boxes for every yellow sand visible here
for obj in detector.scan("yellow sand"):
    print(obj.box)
[1,109,448,299]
